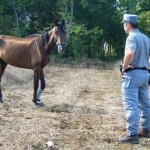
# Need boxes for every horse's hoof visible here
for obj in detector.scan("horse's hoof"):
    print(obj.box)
[35,101,45,107]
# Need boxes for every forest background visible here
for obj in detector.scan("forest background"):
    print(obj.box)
[0,0,150,61]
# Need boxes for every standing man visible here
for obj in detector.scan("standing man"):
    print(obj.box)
[119,14,150,144]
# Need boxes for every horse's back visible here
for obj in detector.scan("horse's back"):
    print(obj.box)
[0,34,49,69]
[0,35,36,69]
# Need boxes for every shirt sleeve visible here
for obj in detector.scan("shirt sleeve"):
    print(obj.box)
[149,38,150,54]
[125,36,137,53]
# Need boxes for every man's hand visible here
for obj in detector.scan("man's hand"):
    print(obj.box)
[122,65,134,74]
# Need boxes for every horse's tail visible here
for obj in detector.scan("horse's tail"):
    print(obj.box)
[0,36,5,47]
[0,36,5,59]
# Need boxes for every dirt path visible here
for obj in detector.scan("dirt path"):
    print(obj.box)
[0,65,150,150]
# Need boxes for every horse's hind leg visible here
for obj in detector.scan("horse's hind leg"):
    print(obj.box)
[0,59,7,103]
[33,68,40,105]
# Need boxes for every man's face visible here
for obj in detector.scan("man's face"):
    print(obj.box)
[123,22,130,34]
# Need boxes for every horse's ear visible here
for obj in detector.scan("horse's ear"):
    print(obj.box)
[54,19,57,26]
[62,19,65,26]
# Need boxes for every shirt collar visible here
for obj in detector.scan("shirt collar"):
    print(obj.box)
[129,29,139,35]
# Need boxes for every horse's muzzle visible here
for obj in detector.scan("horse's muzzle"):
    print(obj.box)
[57,44,65,53]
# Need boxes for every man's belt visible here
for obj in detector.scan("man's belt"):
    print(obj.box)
[125,67,148,73]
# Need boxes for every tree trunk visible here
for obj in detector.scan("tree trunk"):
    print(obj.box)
[11,0,20,37]
[36,0,44,32]
[24,7,28,36]
[65,0,74,46]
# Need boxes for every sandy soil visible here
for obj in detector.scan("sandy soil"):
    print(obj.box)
[0,62,150,150]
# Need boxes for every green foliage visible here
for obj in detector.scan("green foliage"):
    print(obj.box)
[64,24,104,59]
[118,0,139,13]
[136,0,150,36]
[138,11,150,36]
[64,24,88,59]
[0,0,149,62]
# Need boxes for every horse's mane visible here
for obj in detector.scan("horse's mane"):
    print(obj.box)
[25,29,52,42]
[41,32,50,46]
[25,34,42,38]
[0,28,54,46]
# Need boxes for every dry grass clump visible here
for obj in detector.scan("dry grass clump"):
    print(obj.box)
[2,65,33,86]
[48,57,115,70]
[0,59,150,150]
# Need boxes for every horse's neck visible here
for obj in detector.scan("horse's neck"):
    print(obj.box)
[46,29,55,55]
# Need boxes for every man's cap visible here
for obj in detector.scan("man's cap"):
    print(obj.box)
[121,14,138,24]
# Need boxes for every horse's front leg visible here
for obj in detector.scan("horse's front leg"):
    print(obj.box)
[36,70,46,103]
[33,68,45,106]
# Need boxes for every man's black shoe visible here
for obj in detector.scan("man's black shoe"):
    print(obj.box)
[138,129,150,138]
[119,134,139,144]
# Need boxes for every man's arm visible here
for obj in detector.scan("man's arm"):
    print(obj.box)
[122,50,134,74]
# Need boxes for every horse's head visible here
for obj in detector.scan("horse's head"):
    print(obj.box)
[54,19,65,53]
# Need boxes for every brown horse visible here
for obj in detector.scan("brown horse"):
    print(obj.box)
[0,19,65,106]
